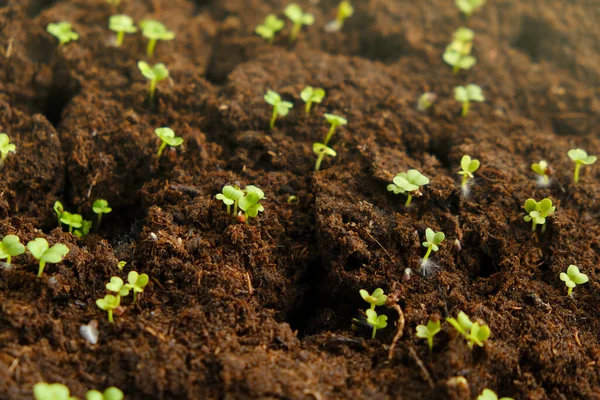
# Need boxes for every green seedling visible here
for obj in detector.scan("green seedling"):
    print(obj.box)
[458,155,480,193]
[124,270,149,303]
[93,199,112,228]
[137,61,169,106]
[284,3,315,42]
[255,14,285,43]
[417,92,437,112]
[454,84,484,117]
[443,48,476,73]
[313,142,337,171]
[477,389,514,400]
[531,160,550,186]
[366,309,387,339]
[54,201,64,226]
[523,198,555,233]
[447,311,490,349]
[416,318,441,353]
[140,19,175,56]
[109,14,137,47]
[326,1,354,32]
[106,0,121,4]
[238,186,266,223]
[33,382,77,400]
[323,113,347,145]
[387,169,430,207]
[560,264,588,297]
[453,27,475,44]
[264,90,293,129]
[456,0,486,17]
[301,86,325,114]
[106,276,131,298]
[60,211,83,233]
[216,185,244,215]
[96,294,120,323]
[359,288,387,310]
[422,228,445,264]
[0,133,16,165]
[86,387,124,400]
[27,238,69,277]
[74,220,92,238]
[0,235,26,265]
[568,148,597,183]
[155,127,183,159]
[47,22,79,47]
[117,260,127,270]
[287,195,298,204]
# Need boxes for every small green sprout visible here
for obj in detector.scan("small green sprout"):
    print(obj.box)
[216,185,244,215]
[366,309,388,339]
[531,160,550,186]
[568,148,597,183]
[523,198,555,233]
[456,0,486,18]
[477,389,514,400]
[117,260,127,270]
[0,133,16,165]
[86,387,124,400]
[287,195,298,204]
[154,127,183,159]
[446,311,490,349]
[93,199,112,228]
[452,27,475,44]
[96,294,120,323]
[422,228,445,264]
[106,276,131,298]
[238,186,266,223]
[0,235,26,265]
[33,382,77,400]
[323,113,347,145]
[454,84,484,117]
[109,14,137,47]
[264,90,293,129]
[255,14,285,43]
[458,155,480,193]
[313,142,337,171]
[106,0,121,4]
[60,211,83,233]
[137,61,169,106]
[326,1,354,32]
[560,264,588,297]
[54,201,64,226]
[417,92,437,112]
[416,318,441,353]
[74,220,92,238]
[124,270,149,303]
[284,3,315,42]
[443,48,476,73]
[387,169,430,207]
[47,22,79,47]
[359,288,387,310]
[301,86,325,114]
[27,238,69,277]
[139,19,175,56]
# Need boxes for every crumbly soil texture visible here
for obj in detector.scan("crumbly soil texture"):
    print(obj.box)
[1,0,600,399]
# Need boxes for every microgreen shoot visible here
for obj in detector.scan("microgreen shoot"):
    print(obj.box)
[456,0,486,18]
[458,155,480,194]
[0,133,16,165]
[255,14,285,43]
[446,311,490,349]
[443,28,476,73]
[238,186,266,223]
[33,382,77,400]
[326,1,354,32]
[74,220,92,238]
[96,294,120,323]
[454,84,484,117]
[387,169,429,207]
[117,260,127,270]
[366,309,387,339]
[421,228,445,265]
[568,148,597,183]
[26,238,69,277]
[154,127,183,159]
[264,90,293,129]
[60,211,83,233]
[137,61,169,106]
[287,195,298,204]
[140,19,175,56]
[54,201,64,227]
[284,3,315,42]
[323,113,347,145]
[531,160,550,186]
[443,49,476,73]
[0,235,25,265]
[523,198,555,233]
[124,270,149,303]
[301,86,325,114]
[417,92,437,112]
[86,387,124,400]
[106,276,131,298]
[560,264,588,297]
[477,389,514,400]
[92,199,112,228]
[106,0,121,4]
[216,185,244,215]
[359,288,387,310]
[313,142,337,171]
[47,22,79,47]
[416,317,441,353]
[109,14,137,47]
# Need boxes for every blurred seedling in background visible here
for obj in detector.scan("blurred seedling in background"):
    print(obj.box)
[313,142,337,171]
[155,127,183,159]
[387,169,429,207]
[60,211,83,234]
[568,148,596,183]
[33,382,77,400]
[138,61,169,107]
[140,19,175,56]
[0,133,16,166]
[458,155,480,196]
[124,271,149,303]
[74,220,93,238]
[96,294,120,323]
[366,309,387,339]
[255,14,285,43]
[359,288,387,309]
[417,92,437,112]
[443,28,476,73]
[106,276,131,299]
[523,198,555,233]
[109,14,137,47]
[26,238,69,277]
[477,389,514,400]
[47,22,79,47]
[421,228,445,274]
[454,84,484,117]
[238,185,266,223]
[284,3,315,42]
[264,90,293,129]
[0,235,25,266]
[301,86,325,114]
[93,199,112,228]
[323,113,347,145]
[54,201,64,226]
[325,1,354,32]
[416,317,441,353]
[447,311,490,349]
[117,260,127,270]
[86,387,124,400]
[216,185,244,215]
[560,265,588,297]
[531,160,551,187]
[106,0,121,4]
[456,0,486,18]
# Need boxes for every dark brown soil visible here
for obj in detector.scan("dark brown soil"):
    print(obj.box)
[1,0,600,399]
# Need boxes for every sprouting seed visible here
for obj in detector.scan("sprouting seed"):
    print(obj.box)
[568,148,596,184]
[92,199,112,228]
[216,185,244,215]
[421,228,445,265]
[0,133,16,166]
[255,14,285,43]
[560,264,588,297]
[26,238,69,277]
[387,169,429,207]
[313,142,337,171]
[284,3,315,42]
[456,0,486,18]
[109,14,137,47]
[139,19,175,56]
[323,114,347,145]
[365,309,388,339]
[96,294,120,323]
[417,92,437,112]
[301,86,325,114]
[264,90,293,129]
[47,22,79,47]
[86,387,124,400]
[124,271,149,303]
[454,84,484,117]
[531,160,551,186]
[60,211,83,234]
[326,1,354,32]
[523,198,555,233]
[0,235,26,266]
[137,61,169,106]
[359,288,387,310]
[154,127,183,159]
[33,382,77,400]
[458,155,480,195]
[416,318,441,353]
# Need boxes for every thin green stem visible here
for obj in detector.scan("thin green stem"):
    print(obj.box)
[541,222,547,233]
[573,162,581,183]
[157,141,167,159]
[6,255,11,265]
[427,337,433,353]
[116,31,125,47]
[108,310,114,323]
[461,101,470,117]
[147,39,157,56]
[68,224,73,233]
[290,23,301,42]
[324,125,337,146]
[97,214,102,230]
[37,261,46,277]
[149,79,156,107]
[567,287,573,297]
[226,204,231,214]
[371,325,377,339]
[453,65,459,74]
[305,102,312,114]
[269,107,278,129]
[133,291,138,304]
[531,220,537,232]
[315,153,325,171]
[405,194,413,207]
[422,246,433,263]
[461,174,469,190]
[233,200,238,216]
